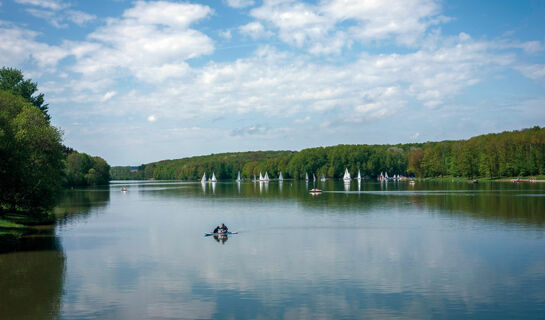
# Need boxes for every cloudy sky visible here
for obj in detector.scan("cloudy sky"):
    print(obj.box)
[1,0,544,165]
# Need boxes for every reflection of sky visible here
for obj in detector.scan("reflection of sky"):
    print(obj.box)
[57,182,545,319]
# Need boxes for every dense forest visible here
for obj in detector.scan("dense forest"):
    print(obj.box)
[0,67,110,214]
[111,126,545,181]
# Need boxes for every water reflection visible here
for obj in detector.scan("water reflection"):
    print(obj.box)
[213,234,228,244]
[0,231,64,319]
[53,186,111,224]
[4,181,543,319]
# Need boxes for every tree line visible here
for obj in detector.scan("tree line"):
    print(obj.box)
[0,67,110,214]
[111,125,545,181]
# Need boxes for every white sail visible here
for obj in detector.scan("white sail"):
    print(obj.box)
[313,173,316,182]
[385,172,389,179]
[321,173,326,182]
[305,172,309,181]
[357,170,362,180]
[236,171,241,182]
[259,172,264,181]
[264,171,270,181]
[201,173,207,183]
[210,172,217,182]
[278,172,283,181]
[343,168,351,181]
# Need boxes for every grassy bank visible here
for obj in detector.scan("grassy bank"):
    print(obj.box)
[0,213,56,253]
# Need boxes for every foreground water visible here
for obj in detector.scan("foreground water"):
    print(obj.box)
[1,180,545,319]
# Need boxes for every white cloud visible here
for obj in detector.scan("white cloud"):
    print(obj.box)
[0,25,69,67]
[514,64,545,80]
[249,0,448,54]
[65,9,96,26]
[15,0,67,11]
[239,22,272,39]
[70,1,214,81]
[101,91,117,102]
[21,0,95,28]
[219,29,232,39]
[225,0,255,9]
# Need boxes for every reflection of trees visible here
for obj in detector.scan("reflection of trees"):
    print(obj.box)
[53,186,110,225]
[125,180,545,227]
[299,181,545,227]
[0,228,64,319]
[0,186,112,318]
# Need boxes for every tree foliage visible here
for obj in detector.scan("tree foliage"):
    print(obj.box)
[111,127,545,181]
[64,152,110,187]
[0,67,49,121]
[0,91,64,212]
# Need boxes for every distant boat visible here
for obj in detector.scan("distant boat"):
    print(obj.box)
[309,188,322,195]
[305,172,309,181]
[210,172,217,182]
[236,171,241,182]
[259,172,264,181]
[313,173,316,182]
[201,173,207,183]
[357,170,362,181]
[253,174,257,182]
[343,168,351,181]
[278,172,283,181]
[264,171,270,181]
[321,173,326,182]
[121,187,127,192]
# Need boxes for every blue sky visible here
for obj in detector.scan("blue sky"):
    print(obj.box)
[1,0,544,165]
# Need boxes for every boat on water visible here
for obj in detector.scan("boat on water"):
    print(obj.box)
[357,170,362,181]
[264,171,270,181]
[236,171,241,182]
[321,173,326,182]
[121,187,127,192]
[309,188,322,195]
[201,173,207,183]
[204,231,238,237]
[210,172,217,182]
[305,172,309,181]
[343,168,351,181]
[278,172,283,181]
[313,173,316,182]
[259,172,264,181]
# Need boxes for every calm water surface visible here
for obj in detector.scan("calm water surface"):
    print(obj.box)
[1,180,545,319]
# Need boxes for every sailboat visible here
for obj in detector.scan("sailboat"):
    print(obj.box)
[343,168,351,181]
[321,173,326,182]
[278,172,283,181]
[259,172,264,181]
[264,171,270,181]
[305,172,309,181]
[210,172,217,182]
[201,173,207,183]
[357,170,362,181]
[313,173,316,182]
[236,171,241,182]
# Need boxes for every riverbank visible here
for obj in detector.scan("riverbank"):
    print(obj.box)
[415,176,545,183]
[0,213,56,253]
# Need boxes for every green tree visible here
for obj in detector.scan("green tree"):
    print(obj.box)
[0,91,64,213]
[0,67,49,121]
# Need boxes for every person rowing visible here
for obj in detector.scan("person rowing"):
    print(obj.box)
[212,226,220,234]
[219,223,228,234]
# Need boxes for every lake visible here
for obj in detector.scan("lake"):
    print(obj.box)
[1,180,545,319]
